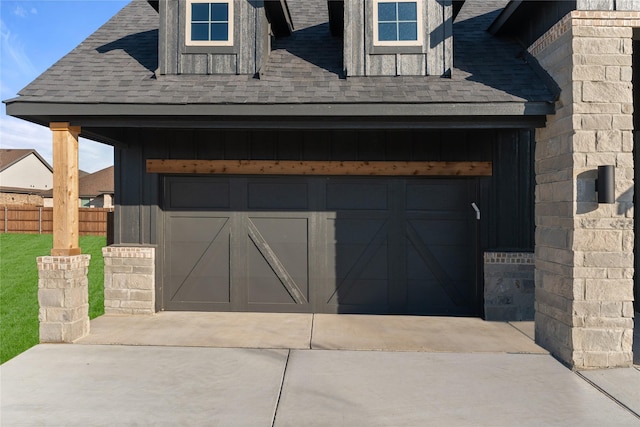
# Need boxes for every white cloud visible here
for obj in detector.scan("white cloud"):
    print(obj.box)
[78,137,114,173]
[12,6,27,18]
[0,114,113,173]
[0,115,52,163]
[0,18,38,78]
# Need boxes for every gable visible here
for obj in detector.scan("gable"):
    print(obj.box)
[343,0,453,77]
[0,152,53,191]
[158,0,293,76]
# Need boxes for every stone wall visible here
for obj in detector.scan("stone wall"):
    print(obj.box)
[531,10,637,369]
[103,246,155,315]
[0,193,44,206]
[37,255,91,342]
[484,252,535,321]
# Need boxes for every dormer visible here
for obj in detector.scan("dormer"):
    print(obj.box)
[333,0,459,77]
[155,0,293,75]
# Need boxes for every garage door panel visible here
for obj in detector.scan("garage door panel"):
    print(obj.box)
[407,218,471,246]
[325,217,390,310]
[167,180,231,209]
[406,181,470,211]
[247,242,301,304]
[166,216,231,305]
[407,279,470,315]
[248,182,309,210]
[328,217,389,245]
[406,223,472,309]
[330,244,389,308]
[247,217,309,305]
[326,182,388,210]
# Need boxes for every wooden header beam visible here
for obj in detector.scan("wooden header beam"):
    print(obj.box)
[146,160,492,177]
[50,122,81,256]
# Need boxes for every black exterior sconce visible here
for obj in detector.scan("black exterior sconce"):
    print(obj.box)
[596,165,615,204]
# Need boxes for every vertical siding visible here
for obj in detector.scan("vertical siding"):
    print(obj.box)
[442,0,453,76]
[159,0,179,74]
[255,0,270,74]
[161,0,264,75]
[236,0,256,74]
[210,54,238,74]
[398,54,426,76]
[114,143,143,243]
[180,54,208,74]
[488,129,535,250]
[114,128,534,254]
[344,0,365,76]
[426,0,444,76]
[366,55,397,75]
[346,0,451,77]
[616,0,640,9]
[577,0,614,9]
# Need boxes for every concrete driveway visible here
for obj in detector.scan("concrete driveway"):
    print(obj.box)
[1,313,639,426]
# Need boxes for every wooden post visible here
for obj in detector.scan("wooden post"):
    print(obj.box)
[50,123,81,256]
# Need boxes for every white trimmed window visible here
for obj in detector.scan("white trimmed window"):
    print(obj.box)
[186,0,234,46]
[373,0,423,46]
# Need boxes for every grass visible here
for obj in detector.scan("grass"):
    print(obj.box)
[0,234,106,364]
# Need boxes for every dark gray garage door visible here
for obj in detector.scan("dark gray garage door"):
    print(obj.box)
[162,176,480,315]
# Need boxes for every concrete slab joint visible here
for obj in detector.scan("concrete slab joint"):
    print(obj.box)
[531,10,636,369]
[37,254,91,343]
[102,246,156,315]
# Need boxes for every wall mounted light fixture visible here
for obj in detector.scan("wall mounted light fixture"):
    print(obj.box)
[596,165,615,204]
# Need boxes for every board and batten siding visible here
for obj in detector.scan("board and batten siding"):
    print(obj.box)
[158,0,269,75]
[112,128,534,253]
[344,0,452,76]
[577,0,640,9]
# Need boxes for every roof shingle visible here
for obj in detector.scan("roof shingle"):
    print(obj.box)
[7,0,555,109]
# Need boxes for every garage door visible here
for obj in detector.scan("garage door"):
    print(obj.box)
[162,176,480,315]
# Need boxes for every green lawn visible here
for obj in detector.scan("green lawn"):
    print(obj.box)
[0,234,105,364]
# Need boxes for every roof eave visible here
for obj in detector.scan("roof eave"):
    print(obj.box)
[487,0,523,35]
[5,100,553,138]
[5,100,555,119]
[265,0,294,37]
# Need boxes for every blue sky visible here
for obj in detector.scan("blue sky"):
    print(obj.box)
[1,0,128,173]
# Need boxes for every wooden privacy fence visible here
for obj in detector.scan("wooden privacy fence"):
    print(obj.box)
[0,206,114,238]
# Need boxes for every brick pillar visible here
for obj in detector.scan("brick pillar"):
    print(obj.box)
[484,252,535,321]
[37,255,91,343]
[103,246,156,315]
[531,11,636,369]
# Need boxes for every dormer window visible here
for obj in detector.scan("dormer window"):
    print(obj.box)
[373,0,423,46]
[186,0,234,46]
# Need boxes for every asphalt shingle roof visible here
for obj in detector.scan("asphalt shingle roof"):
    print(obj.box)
[7,0,555,109]
[0,149,52,172]
[40,166,114,198]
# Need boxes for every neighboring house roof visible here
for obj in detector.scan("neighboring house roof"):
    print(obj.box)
[41,166,114,198]
[79,166,114,198]
[0,186,45,195]
[4,0,556,127]
[0,149,53,173]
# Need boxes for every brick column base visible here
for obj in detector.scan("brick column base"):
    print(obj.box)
[484,252,535,321]
[37,255,91,343]
[102,246,155,315]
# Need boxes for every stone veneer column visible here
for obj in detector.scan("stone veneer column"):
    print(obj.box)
[102,246,155,315]
[531,11,639,368]
[37,255,91,342]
